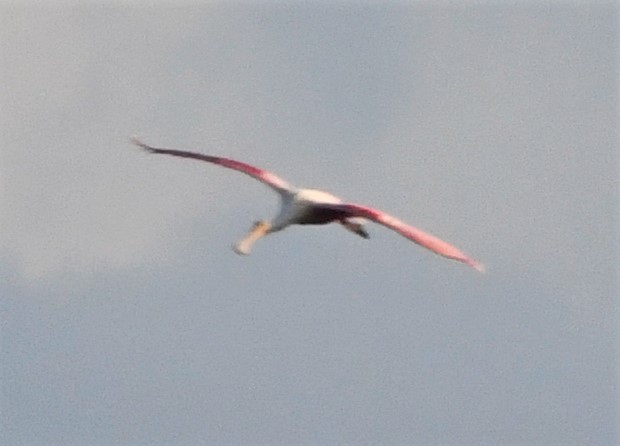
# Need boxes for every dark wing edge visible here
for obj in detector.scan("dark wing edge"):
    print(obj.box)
[130,137,292,195]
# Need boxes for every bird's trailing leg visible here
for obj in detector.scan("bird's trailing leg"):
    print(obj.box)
[233,220,271,255]
[340,218,370,239]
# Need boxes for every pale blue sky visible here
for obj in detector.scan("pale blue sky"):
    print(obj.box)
[1,3,617,445]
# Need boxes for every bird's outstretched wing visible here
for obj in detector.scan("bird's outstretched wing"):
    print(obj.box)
[131,137,293,196]
[317,202,485,272]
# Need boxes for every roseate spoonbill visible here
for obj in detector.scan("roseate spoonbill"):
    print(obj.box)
[131,137,484,272]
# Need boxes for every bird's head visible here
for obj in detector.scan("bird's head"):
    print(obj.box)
[252,220,271,232]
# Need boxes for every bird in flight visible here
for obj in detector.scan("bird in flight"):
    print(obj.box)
[131,138,484,272]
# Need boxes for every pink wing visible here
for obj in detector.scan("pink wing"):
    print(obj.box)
[131,137,292,195]
[319,202,485,272]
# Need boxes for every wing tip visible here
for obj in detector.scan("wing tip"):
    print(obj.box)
[129,136,156,153]
[467,259,486,273]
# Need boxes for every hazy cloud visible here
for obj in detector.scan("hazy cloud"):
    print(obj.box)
[2,3,616,445]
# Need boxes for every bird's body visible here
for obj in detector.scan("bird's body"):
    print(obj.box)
[131,138,484,272]
[272,189,343,227]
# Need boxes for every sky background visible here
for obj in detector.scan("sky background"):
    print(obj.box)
[1,2,618,445]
